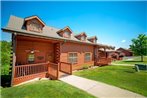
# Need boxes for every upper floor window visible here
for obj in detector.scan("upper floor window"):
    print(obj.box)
[25,17,45,33]
[68,53,78,64]
[81,36,85,41]
[64,32,70,38]
[85,53,91,62]
[93,39,97,43]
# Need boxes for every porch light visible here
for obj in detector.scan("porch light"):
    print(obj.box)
[30,50,34,54]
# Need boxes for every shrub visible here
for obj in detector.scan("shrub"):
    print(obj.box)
[0,41,11,75]
[82,65,89,69]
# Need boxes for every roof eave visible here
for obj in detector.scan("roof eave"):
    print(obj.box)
[2,27,114,49]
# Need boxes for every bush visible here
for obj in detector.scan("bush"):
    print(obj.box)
[0,41,11,75]
[82,65,89,69]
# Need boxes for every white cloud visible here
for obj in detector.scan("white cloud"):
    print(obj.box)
[121,40,126,43]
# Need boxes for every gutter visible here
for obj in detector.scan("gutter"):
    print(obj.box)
[1,27,114,49]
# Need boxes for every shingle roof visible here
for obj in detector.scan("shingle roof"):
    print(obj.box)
[74,32,87,37]
[87,36,97,40]
[2,15,114,49]
[25,15,45,26]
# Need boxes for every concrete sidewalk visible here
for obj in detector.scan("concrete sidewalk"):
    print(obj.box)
[59,75,145,98]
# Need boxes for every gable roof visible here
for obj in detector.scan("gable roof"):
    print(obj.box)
[116,47,132,52]
[87,36,97,40]
[57,26,73,34]
[25,15,45,26]
[2,15,114,49]
[75,32,87,37]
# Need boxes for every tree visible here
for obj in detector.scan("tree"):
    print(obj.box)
[130,34,147,62]
[0,41,11,75]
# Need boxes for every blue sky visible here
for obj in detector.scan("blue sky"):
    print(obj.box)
[1,1,147,49]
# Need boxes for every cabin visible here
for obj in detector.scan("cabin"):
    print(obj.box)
[116,48,133,57]
[106,50,121,60]
[106,48,133,61]
[2,15,114,86]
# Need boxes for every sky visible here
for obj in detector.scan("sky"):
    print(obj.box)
[1,1,147,49]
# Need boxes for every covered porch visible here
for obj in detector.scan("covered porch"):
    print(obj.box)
[96,45,114,66]
[12,34,72,85]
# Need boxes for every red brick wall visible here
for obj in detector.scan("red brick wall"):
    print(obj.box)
[60,42,94,70]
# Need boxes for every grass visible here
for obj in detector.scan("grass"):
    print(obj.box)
[112,56,147,65]
[1,80,95,98]
[74,66,147,96]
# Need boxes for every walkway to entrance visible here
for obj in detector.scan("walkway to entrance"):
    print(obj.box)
[59,75,145,98]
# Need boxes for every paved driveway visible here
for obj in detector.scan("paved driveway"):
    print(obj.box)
[59,75,145,98]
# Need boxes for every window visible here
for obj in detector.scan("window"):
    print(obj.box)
[28,53,35,63]
[68,53,78,64]
[64,32,70,38]
[81,36,85,41]
[93,39,97,43]
[85,53,91,62]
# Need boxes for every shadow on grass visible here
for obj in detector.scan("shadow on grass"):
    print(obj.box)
[1,75,11,87]
[124,70,135,73]
[123,61,143,62]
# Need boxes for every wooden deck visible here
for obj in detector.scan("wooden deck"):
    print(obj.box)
[97,58,112,66]
[13,62,72,85]
[12,58,112,85]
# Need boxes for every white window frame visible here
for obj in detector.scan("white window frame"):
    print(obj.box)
[81,36,85,41]
[64,31,70,38]
[68,52,78,64]
[84,52,91,62]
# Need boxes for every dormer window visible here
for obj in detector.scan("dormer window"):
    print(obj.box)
[87,36,97,43]
[63,32,70,38]
[93,39,97,43]
[25,16,45,33]
[57,26,72,38]
[81,36,85,41]
[75,32,87,41]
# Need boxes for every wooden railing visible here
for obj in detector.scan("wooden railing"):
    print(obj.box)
[13,61,72,85]
[60,62,72,75]
[48,62,59,80]
[15,62,48,78]
[13,62,49,85]
[97,58,112,66]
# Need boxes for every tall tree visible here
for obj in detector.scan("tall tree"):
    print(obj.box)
[130,34,147,61]
[0,41,11,75]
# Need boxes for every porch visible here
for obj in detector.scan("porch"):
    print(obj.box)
[96,46,113,66]
[13,62,72,85]
[12,34,73,85]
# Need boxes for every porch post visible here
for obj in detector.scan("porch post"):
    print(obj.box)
[11,33,17,86]
[104,47,107,58]
[94,46,98,66]
[59,42,62,63]
[70,63,73,75]
[57,63,59,79]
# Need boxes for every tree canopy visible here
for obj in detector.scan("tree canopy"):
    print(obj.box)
[130,34,147,61]
[0,41,11,75]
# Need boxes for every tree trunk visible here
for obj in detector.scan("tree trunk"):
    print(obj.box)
[141,55,143,62]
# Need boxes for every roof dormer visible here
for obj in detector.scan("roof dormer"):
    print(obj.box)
[75,32,87,41]
[25,16,45,33]
[57,26,72,38]
[87,36,97,43]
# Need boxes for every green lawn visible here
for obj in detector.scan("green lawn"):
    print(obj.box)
[1,80,95,98]
[112,56,147,65]
[74,66,147,96]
